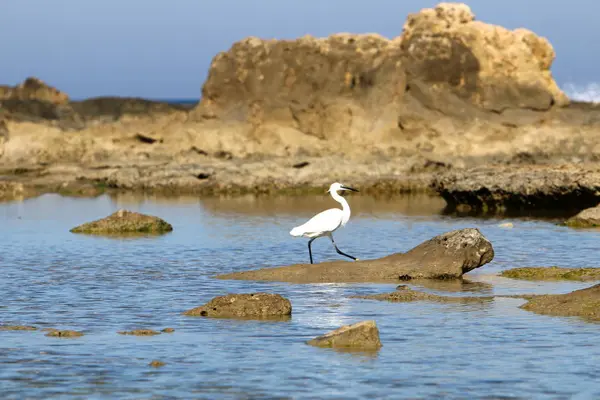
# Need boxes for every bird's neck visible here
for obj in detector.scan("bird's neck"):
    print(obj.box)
[331,190,351,225]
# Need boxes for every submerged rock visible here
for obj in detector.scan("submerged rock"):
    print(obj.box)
[352,285,493,303]
[161,328,175,333]
[0,325,37,331]
[117,329,161,336]
[183,293,292,319]
[565,204,600,228]
[217,228,494,283]
[501,267,600,282]
[520,284,600,322]
[149,360,166,368]
[44,329,84,338]
[70,209,173,234]
[307,320,382,350]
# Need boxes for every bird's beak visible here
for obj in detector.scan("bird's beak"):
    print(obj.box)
[341,186,359,192]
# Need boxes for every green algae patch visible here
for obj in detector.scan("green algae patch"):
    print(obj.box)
[70,209,173,235]
[500,267,600,282]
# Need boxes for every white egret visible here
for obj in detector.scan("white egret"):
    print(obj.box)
[289,182,359,264]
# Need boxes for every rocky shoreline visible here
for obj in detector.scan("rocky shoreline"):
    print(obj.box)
[2,3,600,216]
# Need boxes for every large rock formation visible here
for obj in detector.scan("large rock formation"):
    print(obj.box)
[0,77,69,104]
[217,228,494,283]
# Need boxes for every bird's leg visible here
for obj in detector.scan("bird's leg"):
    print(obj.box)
[329,235,358,261]
[308,237,316,264]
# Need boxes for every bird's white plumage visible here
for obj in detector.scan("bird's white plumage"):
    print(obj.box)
[289,208,344,238]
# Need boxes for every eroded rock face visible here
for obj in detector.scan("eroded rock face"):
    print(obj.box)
[307,320,382,350]
[432,164,600,214]
[501,267,600,281]
[217,228,494,283]
[183,293,292,319]
[70,209,173,234]
[565,204,600,228]
[0,77,69,105]
[520,284,600,322]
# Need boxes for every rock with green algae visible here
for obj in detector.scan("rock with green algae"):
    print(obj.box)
[70,209,173,235]
[520,283,600,322]
[501,267,600,282]
[564,204,600,228]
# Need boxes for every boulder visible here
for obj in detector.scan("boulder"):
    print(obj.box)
[70,209,173,235]
[307,320,382,350]
[217,228,494,283]
[183,293,292,319]
[520,284,600,322]
[352,285,493,303]
[565,204,600,228]
[501,267,600,281]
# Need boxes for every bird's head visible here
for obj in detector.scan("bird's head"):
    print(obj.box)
[327,182,359,194]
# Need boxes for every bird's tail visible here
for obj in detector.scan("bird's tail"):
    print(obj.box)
[289,226,303,237]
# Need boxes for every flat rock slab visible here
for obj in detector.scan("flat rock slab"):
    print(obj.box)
[352,285,493,303]
[70,209,173,235]
[183,293,292,319]
[217,228,494,283]
[520,283,600,322]
[117,329,161,336]
[501,267,600,282]
[307,320,382,350]
[0,325,37,331]
[565,204,600,228]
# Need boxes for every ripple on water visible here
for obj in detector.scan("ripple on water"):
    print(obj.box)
[0,194,599,399]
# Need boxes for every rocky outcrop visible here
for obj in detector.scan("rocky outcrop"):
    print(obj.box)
[352,285,493,303]
[432,164,600,214]
[565,204,600,227]
[307,320,382,350]
[501,267,600,282]
[217,228,494,283]
[183,293,292,319]
[0,77,69,104]
[520,284,600,322]
[70,209,173,235]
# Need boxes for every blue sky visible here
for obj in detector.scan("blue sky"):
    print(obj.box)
[1,0,597,99]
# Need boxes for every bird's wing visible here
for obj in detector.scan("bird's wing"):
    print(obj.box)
[293,208,343,236]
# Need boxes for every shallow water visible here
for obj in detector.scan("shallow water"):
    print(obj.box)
[1,193,599,399]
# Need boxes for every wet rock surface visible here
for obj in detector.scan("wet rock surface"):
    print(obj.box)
[564,204,600,228]
[70,209,173,234]
[0,325,38,331]
[520,284,600,322]
[352,285,493,303]
[217,228,494,283]
[183,293,292,319]
[501,267,600,282]
[307,320,382,350]
[149,360,166,368]
[117,329,162,336]
[44,329,84,338]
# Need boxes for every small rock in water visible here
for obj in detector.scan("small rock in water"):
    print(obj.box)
[183,293,292,319]
[565,205,600,228]
[161,328,175,333]
[117,329,161,336]
[70,209,173,235]
[0,325,38,331]
[45,329,84,338]
[307,320,382,350]
[498,222,514,228]
[149,360,166,368]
